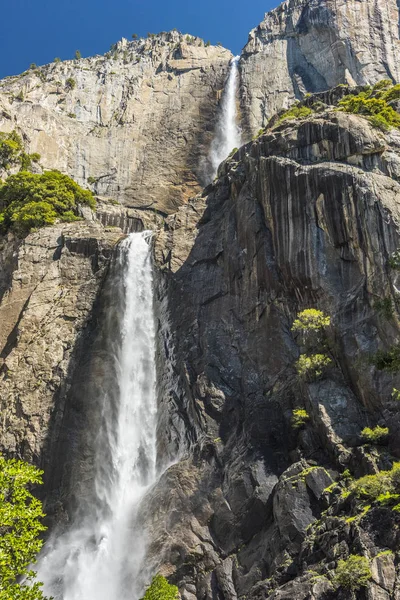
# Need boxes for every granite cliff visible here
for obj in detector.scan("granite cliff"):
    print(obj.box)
[1,1,400,600]
[0,32,232,214]
[240,0,400,136]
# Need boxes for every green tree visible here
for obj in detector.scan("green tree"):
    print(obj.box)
[29,63,37,70]
[74,50,81,60]
[65,78,76,91]
[54,57,61,63]
[132,33,138,39]
[292,309,331,332]
[0,455,49,600]
[334,555,372,591]
[0,131,41,172]
[142,575,179,600]
[291,409,310,430]
[0,170,95,235]
[361,425,389,445]
[0,131,24,170]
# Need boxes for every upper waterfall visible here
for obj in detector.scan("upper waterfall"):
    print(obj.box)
[209,56,242,179]
[36,232,158,600]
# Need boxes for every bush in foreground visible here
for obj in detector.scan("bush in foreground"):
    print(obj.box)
[0,455,49,599]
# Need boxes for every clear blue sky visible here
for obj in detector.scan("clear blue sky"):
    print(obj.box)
[0,0,279,78]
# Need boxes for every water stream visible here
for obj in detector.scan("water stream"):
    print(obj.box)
[35,56,242,600]
[36,232,158,600]
[209,55,242,178]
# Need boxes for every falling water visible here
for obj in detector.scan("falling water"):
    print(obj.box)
[209,55,241,178]
[36,232,158,600]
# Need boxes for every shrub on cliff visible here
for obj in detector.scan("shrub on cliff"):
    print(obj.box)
[291,408,310,429]
[361,425,389,445]
[0,130,41,172]
[371,344,400,372]
[141,575,179,600]
[334,555,372,591]
[0,455,49,599]
[338,81,400,131]
[0,170,95,235]
[295,353,331,380]
[277,104,313,125]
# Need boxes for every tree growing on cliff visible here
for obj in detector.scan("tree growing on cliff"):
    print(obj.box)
[0,170,95,235]
[0,455,49,600]
[142,575,179,600]
[0,131,40,173]
[292,308,332,380]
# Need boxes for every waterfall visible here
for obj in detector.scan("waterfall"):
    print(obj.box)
[209,55,241,178]
[36,231,158,600]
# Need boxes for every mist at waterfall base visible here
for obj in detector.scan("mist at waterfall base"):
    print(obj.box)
[208,56,242,179]
[36,232,158,600]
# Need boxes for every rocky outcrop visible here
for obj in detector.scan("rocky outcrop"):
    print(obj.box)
[240,0,400,136]
[149,106,400,598]
[0,221,125,466]
[0,33,232,213]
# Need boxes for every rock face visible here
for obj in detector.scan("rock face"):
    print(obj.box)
[2,8,400,600]
[240,0,400,135]
[0,221,123,466]
[150,106,400,598]
[0,33,232,213]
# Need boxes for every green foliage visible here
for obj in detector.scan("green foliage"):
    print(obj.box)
[334,555,372,591]
[295,353,331,379]
[142,575,179,600]
[338,81,400,131]
[0,131,24,170]
[389,249,400,269]
[0,131,40,173]
[16,90,24,102]
[278,105,313,125]
[292,309,331,332]
[392,388,400,401]
[371,344,400,372]
[342,469,352,481]
[54,57,61,63]
[65,78,76,91]
[291,409,310,430]
[205,40,211,47]
[29,63,37,70]
[361,426,389,445]
[67,113,76,119]
[0,170,94,235]
[0,455,49,600]
[132,33,138,39]
[348,462,400,502]
[74,50,81,60]
[373,79,393,91]
[374,297,393,319]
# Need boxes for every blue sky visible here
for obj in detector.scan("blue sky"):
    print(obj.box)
[0,0,278,78]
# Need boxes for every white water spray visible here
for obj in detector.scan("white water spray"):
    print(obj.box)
[36,232,158,600]
[209,56,241,178]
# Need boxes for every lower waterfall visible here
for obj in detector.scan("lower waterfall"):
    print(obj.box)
[36,231,158,600]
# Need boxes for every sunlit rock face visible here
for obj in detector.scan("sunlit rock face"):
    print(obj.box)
[239,0,400,136]
[0,33,232,214]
